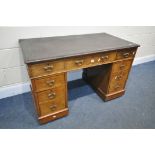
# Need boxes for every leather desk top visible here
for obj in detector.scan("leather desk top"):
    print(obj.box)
[19,33,139,64]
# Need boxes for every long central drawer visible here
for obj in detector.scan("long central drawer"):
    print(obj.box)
[65,51,116,71]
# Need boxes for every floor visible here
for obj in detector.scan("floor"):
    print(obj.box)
[0,61,155,129]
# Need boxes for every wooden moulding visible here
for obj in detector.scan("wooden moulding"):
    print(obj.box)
[38,108,69,124]
[96,88,125,101]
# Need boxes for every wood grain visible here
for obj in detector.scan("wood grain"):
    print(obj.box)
[38,108,69,124]
[112,59,133,73]
[65,51,116,71]
[28,60,65,78]
[31,73,65,92]
[39,99,66,116]
[116,48,137,60]
[35,84,66,104]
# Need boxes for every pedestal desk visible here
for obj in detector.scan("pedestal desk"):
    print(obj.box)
[19,33,140,124]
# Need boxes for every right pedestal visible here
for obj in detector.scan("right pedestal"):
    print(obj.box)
[83,58,134,101]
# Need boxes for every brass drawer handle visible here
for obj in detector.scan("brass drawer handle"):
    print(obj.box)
[114,85,120,89]
[48,92,56,99]
[46,80,55,87]
[115,75,122,80]
[43,64,54,72]
[123,53,129,58]
[120,64,125,69]
[75,60,84,66]
[101,55,109,61]
[49,104,57,111]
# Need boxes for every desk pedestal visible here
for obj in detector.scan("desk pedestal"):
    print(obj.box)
[83,58,133,101]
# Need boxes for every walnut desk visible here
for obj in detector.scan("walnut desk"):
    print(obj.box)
[19,33,140,124]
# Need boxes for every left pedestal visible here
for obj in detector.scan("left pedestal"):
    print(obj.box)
[28,61,68,124]
[31,72,68,124]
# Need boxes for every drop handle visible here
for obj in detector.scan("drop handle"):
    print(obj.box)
[100,55,109,61]
[115,75,122,80]
[46,80,55,86]
[120,64,125,69]
[114,85,120,89]
[43,64,54,72]
[48,92,56,99]
[123,53,129,58]
[49,104,57,111]
[75,60,84,66]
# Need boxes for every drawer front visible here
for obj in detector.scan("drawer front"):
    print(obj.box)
[65,51,116,71]
[112,59,133,73]
[28,60,65,78]
[65,56,89,71]
[110,71,128,84]
[108,81,125,93]
[39,99,66,116]
[108,80,125,93]
[32,73,65,92]
[36,85,66,104]
[108,71,128,93]
[117,49,136,60]
[86,51,116,66]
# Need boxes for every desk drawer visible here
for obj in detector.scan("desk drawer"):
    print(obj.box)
[65,51,116,71]
[110,71,128,83]
[117,49,136,60]
[65,56,89,71]
[108,71,129,93]
[112,59,133,73]
[32,73,65,92]
[108,82,124,93]
[108,79,125,93]
[28,60,65,78]
[36,85,66,104]
[86,51,116,66]
[39,99,66,116]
